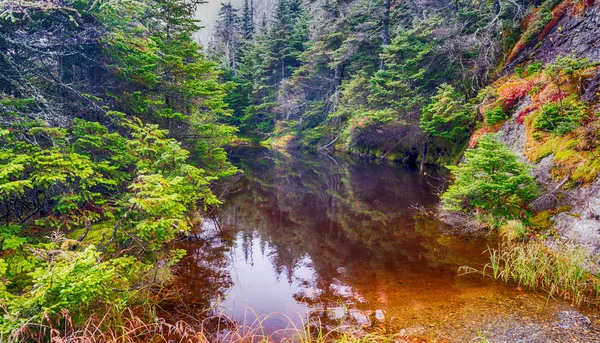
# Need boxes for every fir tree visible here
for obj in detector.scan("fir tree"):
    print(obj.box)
[242,0,255,39]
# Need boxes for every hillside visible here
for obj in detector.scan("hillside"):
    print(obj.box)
[480,1,600,254]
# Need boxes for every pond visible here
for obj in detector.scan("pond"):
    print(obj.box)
[164,147,599,342]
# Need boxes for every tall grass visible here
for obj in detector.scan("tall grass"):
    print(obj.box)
[486,240,600,305]
[6,308,403,343]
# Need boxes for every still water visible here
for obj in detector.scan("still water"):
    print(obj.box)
[166,147,596,341]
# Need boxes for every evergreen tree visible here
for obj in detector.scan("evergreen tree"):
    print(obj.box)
[443,135,539,223]
[212,3,242,73]
[242,0,255,39]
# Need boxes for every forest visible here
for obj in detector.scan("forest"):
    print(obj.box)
[0,0,599,342]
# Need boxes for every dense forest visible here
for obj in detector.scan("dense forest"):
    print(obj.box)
[1,0,599,341]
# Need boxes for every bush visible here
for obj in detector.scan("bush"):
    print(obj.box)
[533,97,586,135]
[483,106,508,126]
[526,61,543,75]
[442,134,539,224]
[420,83,474,143]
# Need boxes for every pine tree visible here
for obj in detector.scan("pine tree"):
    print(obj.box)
[212,3,242,73]
[241,0,255,39]
[443,134,539,223]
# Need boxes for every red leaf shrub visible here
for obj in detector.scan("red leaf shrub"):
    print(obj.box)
[516,106,538,124]
[498,80,534,111]
[469,127,489,148]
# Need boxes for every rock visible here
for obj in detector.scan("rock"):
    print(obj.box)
[497,97,531,161]
[553,176,600,253]
[507,6,600,71]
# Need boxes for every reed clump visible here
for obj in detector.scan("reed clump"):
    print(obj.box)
[487,240,600,305]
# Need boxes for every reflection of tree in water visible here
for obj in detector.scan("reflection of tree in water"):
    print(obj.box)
[213,147,489,327]
[163,238,234,322]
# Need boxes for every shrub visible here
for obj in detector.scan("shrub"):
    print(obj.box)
[526,61,543,75]
[533,97,586,135]
[515,67,524,78]
[442,134,539,224]
[420,83,474,143]
[483,106,508,126]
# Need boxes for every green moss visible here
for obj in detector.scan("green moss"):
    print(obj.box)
[554,149,578,163]
[532,139,555,163]
[572,158,600,184]
[530,210,554,231]
[68,221,116,244]
[530,206,571,232]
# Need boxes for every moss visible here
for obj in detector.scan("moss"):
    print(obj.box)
[68,221,116,244]
[529,206,571,232]
[530,210,554,231]
[530,138,555,163]
[572,158,600,184]
[554,149,578,163]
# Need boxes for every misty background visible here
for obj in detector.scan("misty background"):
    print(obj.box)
[194,0,274,46]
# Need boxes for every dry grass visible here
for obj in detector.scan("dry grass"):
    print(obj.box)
[5,308,405,343]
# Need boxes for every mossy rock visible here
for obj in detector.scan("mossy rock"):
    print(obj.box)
[530,206,572,232]
[530,210,554,231]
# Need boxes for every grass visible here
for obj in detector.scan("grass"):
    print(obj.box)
[486,240,600,305]
[5,308,406,343]
[498,220,527,241]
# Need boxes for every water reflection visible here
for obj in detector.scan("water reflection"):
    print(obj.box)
[170,147,492,331]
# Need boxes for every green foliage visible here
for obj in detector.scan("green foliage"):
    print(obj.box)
[533,96,587,135]
[420,84,474,143]
[443,135,539,224]
[484,106,508,126]
[526,61,544,75]
[0,245,136,333]
[120,119,220,249]
[543,56,595,80]
[0,0,236,335]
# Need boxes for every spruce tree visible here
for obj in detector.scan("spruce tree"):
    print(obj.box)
[242,0,255,39]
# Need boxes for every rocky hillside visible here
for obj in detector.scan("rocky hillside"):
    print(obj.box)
[473,1,600,252]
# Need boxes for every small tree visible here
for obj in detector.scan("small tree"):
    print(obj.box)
[420,83,474,142]
[419,83,474,172]
[442,134,539,224]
